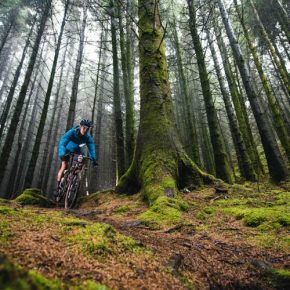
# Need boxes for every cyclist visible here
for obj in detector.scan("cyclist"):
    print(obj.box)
[55,119,97,197]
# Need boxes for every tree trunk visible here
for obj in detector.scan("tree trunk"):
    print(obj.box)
[217,0,288,182]
[11,43,47,196]
[249,0,290,95]
[186,0,233,183]
[24,0,69,188]
[206,26,256,181]
[171,17,200,165]
[118,1,135,168]
[66,5,87,130]
[110,1,125,180]
[116,0,217,205]
[125,0,136,167]
[0,18,35,141]
[234,0,290,162]
[0,22,12,56]
[0,0,52,185]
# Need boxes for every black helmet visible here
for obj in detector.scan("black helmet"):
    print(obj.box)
[80,119,92,128]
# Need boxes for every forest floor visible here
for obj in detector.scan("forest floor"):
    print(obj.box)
[0,182,290,289]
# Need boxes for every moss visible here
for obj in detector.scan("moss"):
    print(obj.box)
[265,268,290,289]
[0,256,62,289]
[0,205,19,215]
[65,222,142,257]
[0,255,108,290]
[73,280,108,290]
[114,205,131,214]
[0,220,14,242]
[138,196,189,228]
[15,188,52,207]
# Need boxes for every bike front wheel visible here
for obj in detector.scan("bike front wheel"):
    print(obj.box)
[64,175,80,209]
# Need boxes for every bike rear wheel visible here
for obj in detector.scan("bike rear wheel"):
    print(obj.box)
[64,175,80,209]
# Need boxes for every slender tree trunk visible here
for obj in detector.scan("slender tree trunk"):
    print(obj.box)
[0,0,52,185]
[274,0,290,43]
[0,18,35,140]
[12,43,47,196]
[234,0,290,162]
[217,0,288,182]
[206,27,256,180]
[91,31,104,129]
[249,0,290,95]
[171,17,200,165]
[186,0,233,183]
[0,22,12,56]
[125,0,136,167]
[110,1,125,180]
[118,1,135,168]
[66,5,87,130]
[24,0,69,188]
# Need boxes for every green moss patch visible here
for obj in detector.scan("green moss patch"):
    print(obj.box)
[65,222,142,257]
[139,196,189,229]
[263,268,290,289]
[0,255,108,290]
[15,188,52,207]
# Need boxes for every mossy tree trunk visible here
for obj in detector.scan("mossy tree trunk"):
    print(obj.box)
[118,2,135,168]
[171,17,200,165]
[206,26,256,181]
[214,25,264,175]
[249,0,290,96]
[217,0,289,182]
[0,0,52,185]
[24,0,69,188]
[110,0,125,180]
[116,0,217,205]
[234,0,290,162]
[186,0,233,183]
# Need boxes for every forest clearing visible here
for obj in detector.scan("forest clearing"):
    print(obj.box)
[0,0,289,288]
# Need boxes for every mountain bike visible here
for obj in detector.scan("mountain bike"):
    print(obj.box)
[56,152,90,209]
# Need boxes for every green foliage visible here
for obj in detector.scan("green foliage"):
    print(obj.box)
[15,188,52,207]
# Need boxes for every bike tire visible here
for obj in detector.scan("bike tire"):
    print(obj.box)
[64,175,80,209]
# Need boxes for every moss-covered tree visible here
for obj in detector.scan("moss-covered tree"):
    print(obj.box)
[186,0,233,183]
[116,0,217,209]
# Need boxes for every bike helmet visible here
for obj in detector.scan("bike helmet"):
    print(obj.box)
[80,119,92,128]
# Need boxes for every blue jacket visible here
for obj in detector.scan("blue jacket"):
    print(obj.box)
[58,126,97,161]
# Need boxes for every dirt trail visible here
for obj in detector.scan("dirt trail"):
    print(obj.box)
[69,208,289,290]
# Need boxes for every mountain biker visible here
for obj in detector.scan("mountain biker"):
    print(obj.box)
[55,119,97,197]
